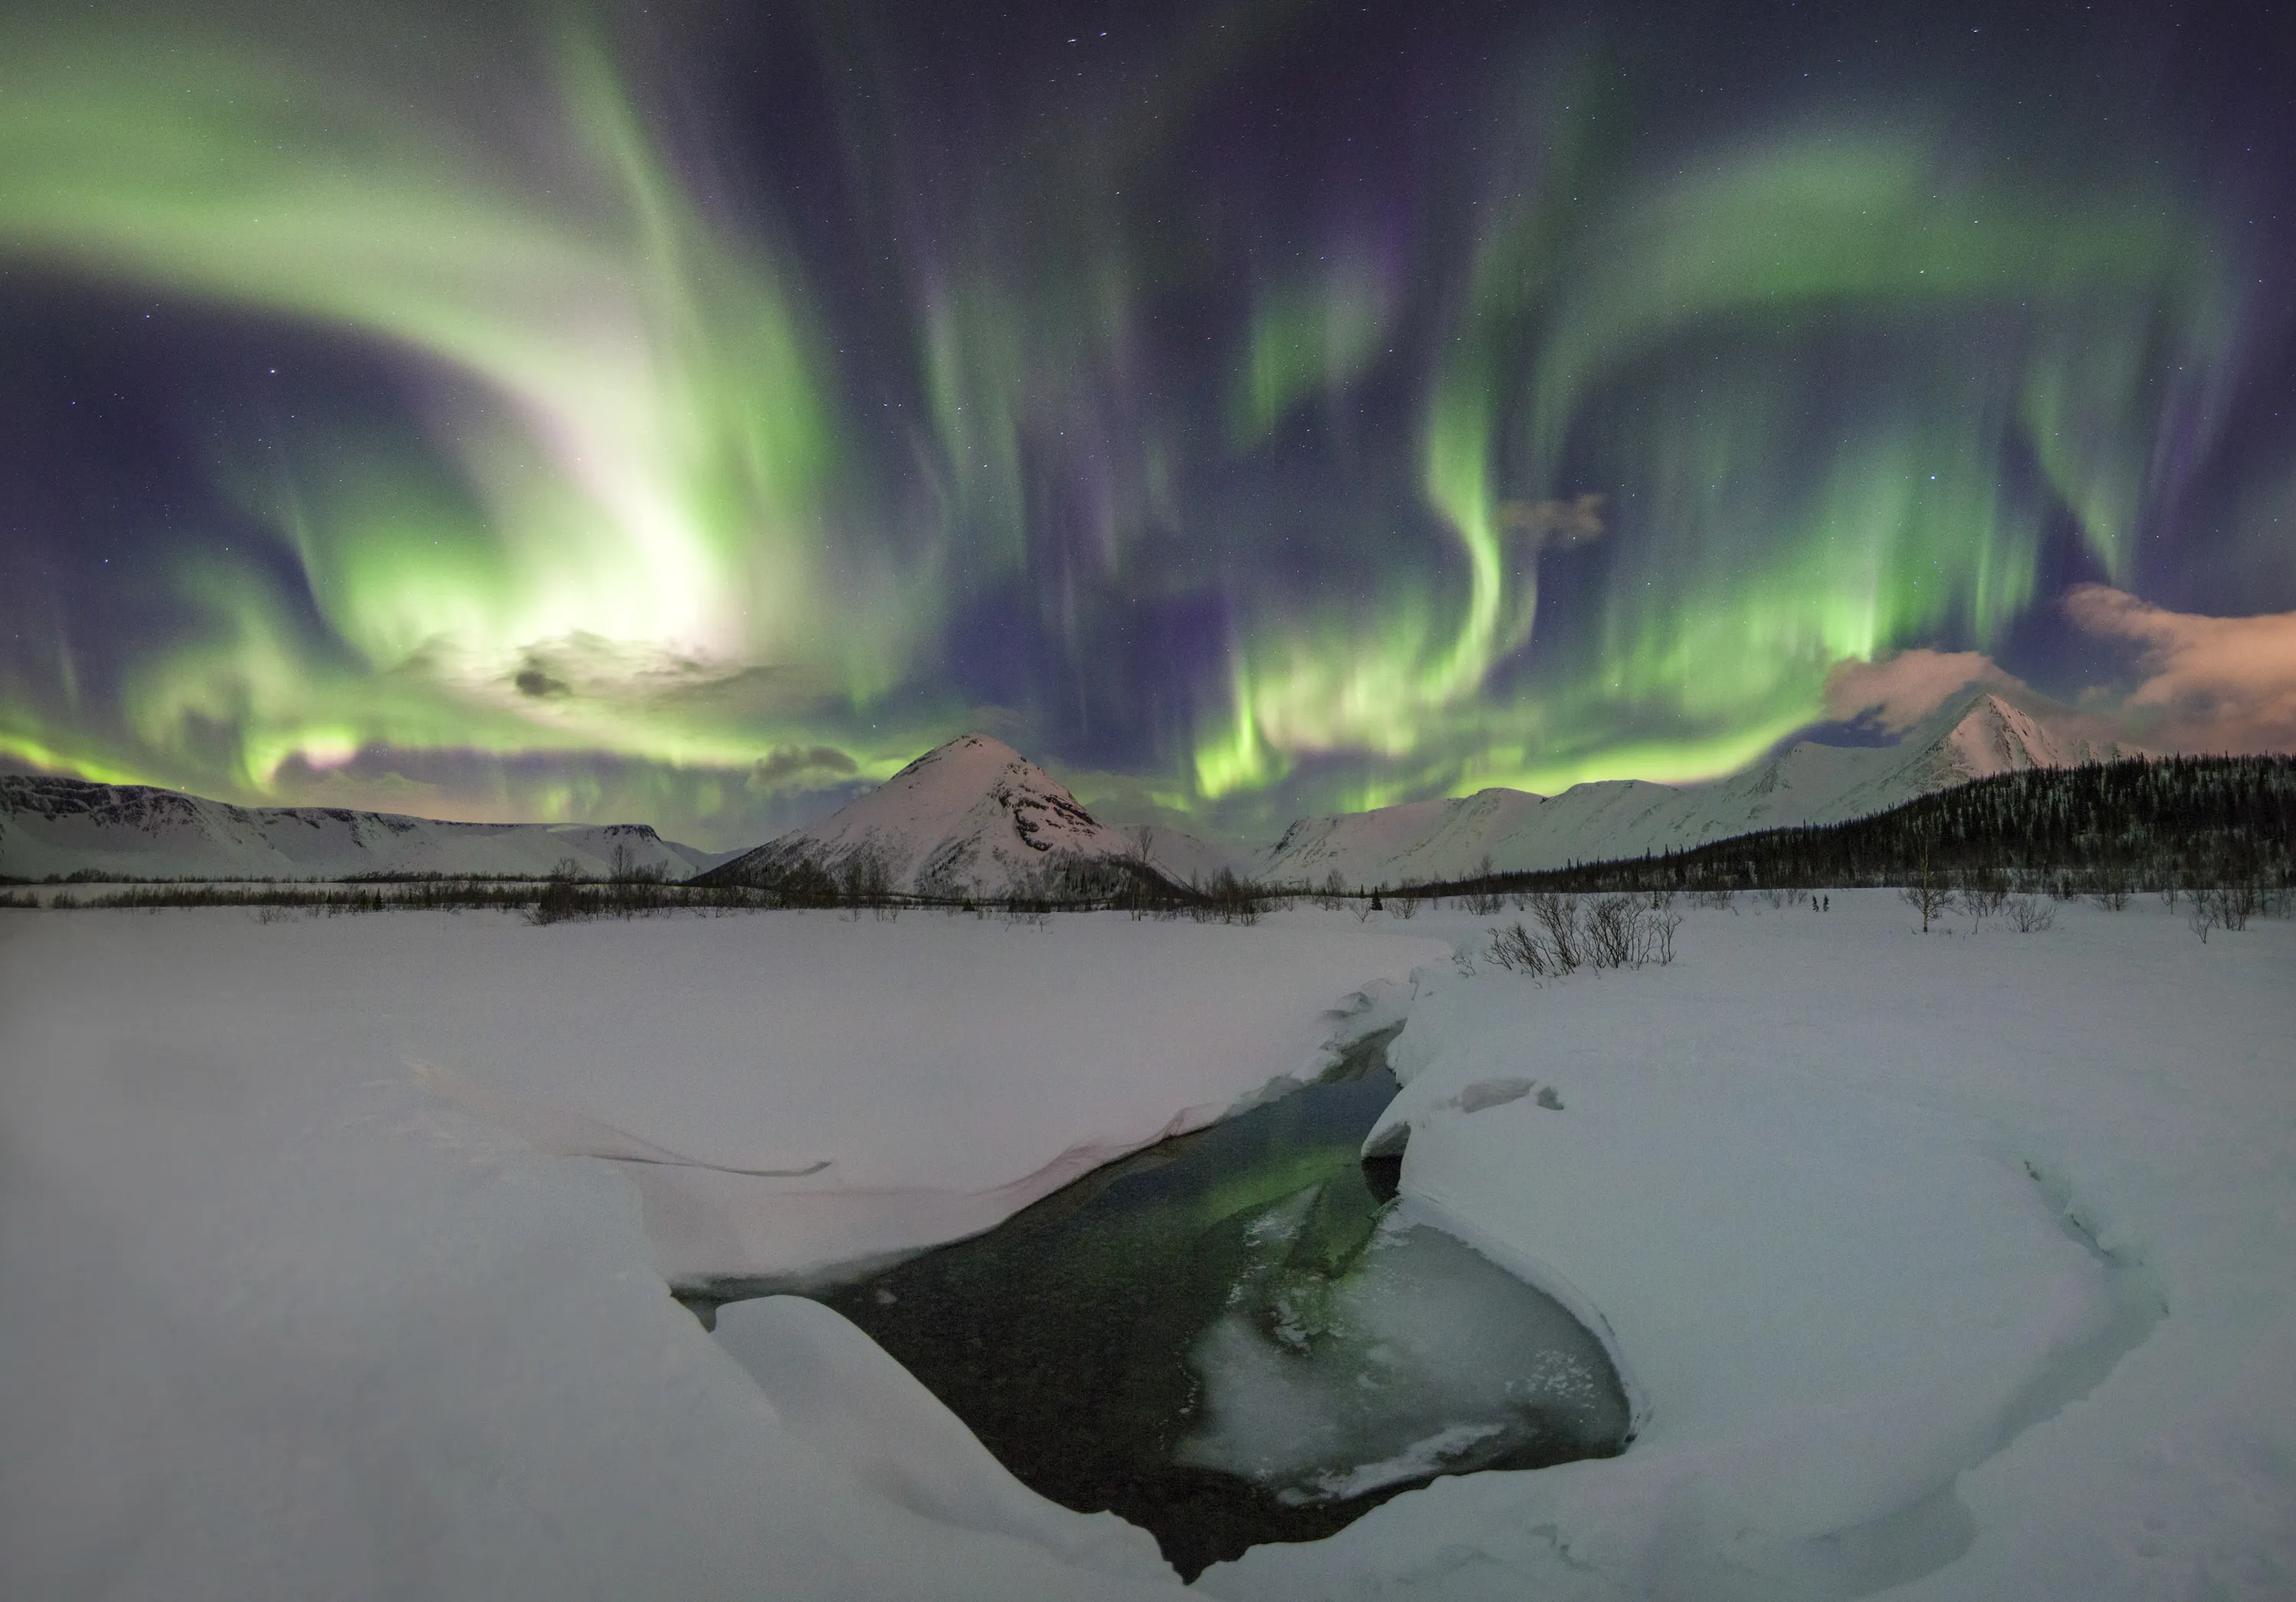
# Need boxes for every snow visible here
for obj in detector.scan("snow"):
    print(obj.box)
[0,907,1437,1599]
[1175,1209,1626,1505]
[1200,892,2295,1600]
[0,773,730,881]
[1258,691,2124,886]
[709,734,1231,898]
[4,892,2291,1599]
[391,912,1447,1284]
[714,1295,1175,1583]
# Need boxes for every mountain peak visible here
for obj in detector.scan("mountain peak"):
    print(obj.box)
[716,735,1129,896]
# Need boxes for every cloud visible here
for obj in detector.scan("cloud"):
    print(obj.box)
[1822,649,2024,731]
[2063,586,2296,753]
[749,744,859,788]
[1499,494,1606,549]
[512,667,571,698]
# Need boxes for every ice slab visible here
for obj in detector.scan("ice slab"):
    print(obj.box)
[1178,1207,1627,1504]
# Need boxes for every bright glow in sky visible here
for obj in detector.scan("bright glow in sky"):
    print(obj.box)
[0,2,2286,844]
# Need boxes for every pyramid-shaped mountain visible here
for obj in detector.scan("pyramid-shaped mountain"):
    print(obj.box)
[705,734,1220,898]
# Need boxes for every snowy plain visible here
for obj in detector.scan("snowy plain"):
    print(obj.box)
[2,894,2291,1599]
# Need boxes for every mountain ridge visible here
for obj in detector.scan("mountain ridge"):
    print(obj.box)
[1254,692,2125,888]
[0,775,734,883]
[2,693,2122,889]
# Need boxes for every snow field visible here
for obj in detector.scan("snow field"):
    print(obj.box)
[1204,892,2296,1600]
[0,908,1440,1598]
[4,893,2290,1599]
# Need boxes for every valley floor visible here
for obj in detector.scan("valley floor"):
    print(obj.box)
[1,896,2288,1599]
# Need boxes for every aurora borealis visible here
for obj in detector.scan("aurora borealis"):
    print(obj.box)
[4,1,2292,846]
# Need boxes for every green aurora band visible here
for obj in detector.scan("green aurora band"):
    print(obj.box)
[0,5,2264,842]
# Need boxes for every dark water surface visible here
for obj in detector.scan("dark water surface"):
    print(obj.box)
[735,1030,1630,1580]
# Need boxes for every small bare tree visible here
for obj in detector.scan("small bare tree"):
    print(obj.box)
[1900,839,1952,932]
[1463,855,1506,915]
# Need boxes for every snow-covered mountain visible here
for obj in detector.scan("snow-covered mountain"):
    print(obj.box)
[2,694,2118,892]
[0,775,735,882]
[1259,692,2123,888]
[705,733,1231,897]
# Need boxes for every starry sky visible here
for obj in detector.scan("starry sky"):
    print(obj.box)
[4,0,2294,848]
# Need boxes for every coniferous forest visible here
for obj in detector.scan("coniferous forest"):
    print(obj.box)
[1438,756,2295,901]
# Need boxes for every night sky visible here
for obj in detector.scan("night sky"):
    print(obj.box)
[4,0,2294,847]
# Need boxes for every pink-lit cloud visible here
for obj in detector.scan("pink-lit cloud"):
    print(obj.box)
[2063,586,2296,754]
[1823,650,2027,732]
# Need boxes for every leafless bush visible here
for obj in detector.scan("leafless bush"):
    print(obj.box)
[1960,870,2008,921]
[1486,920,1553,976]
[1486,896,1675,977]
[1390,892,1420,921]
[2086,866,2131,912]
[528,878,584,925]
[1753,886,1795,911]
[1527,892,1581,970]
[1687,886,1737,912]
[1314,869,1351,911]
[2004,895,2055,933]
[1583,895,1640,966]
[2187,883,2259,941]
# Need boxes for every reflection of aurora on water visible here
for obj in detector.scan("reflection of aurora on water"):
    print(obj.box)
[0,0,2288,845]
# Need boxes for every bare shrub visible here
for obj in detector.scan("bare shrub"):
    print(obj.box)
[1486,921,1551,976]
[1583,895,1640,966]
[1960,870,2008,922]
[528,878,585,925]
[1753,885,1795,911]
[1527,892,1581,971]
[1688,886,1737,912]
[2188,883,2258,942]
[1486,896,1676,977]
[2004,895,2055,933]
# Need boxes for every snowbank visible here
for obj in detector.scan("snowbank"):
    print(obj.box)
[0,908,1439,1598]
[1202,893,2296,1600]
